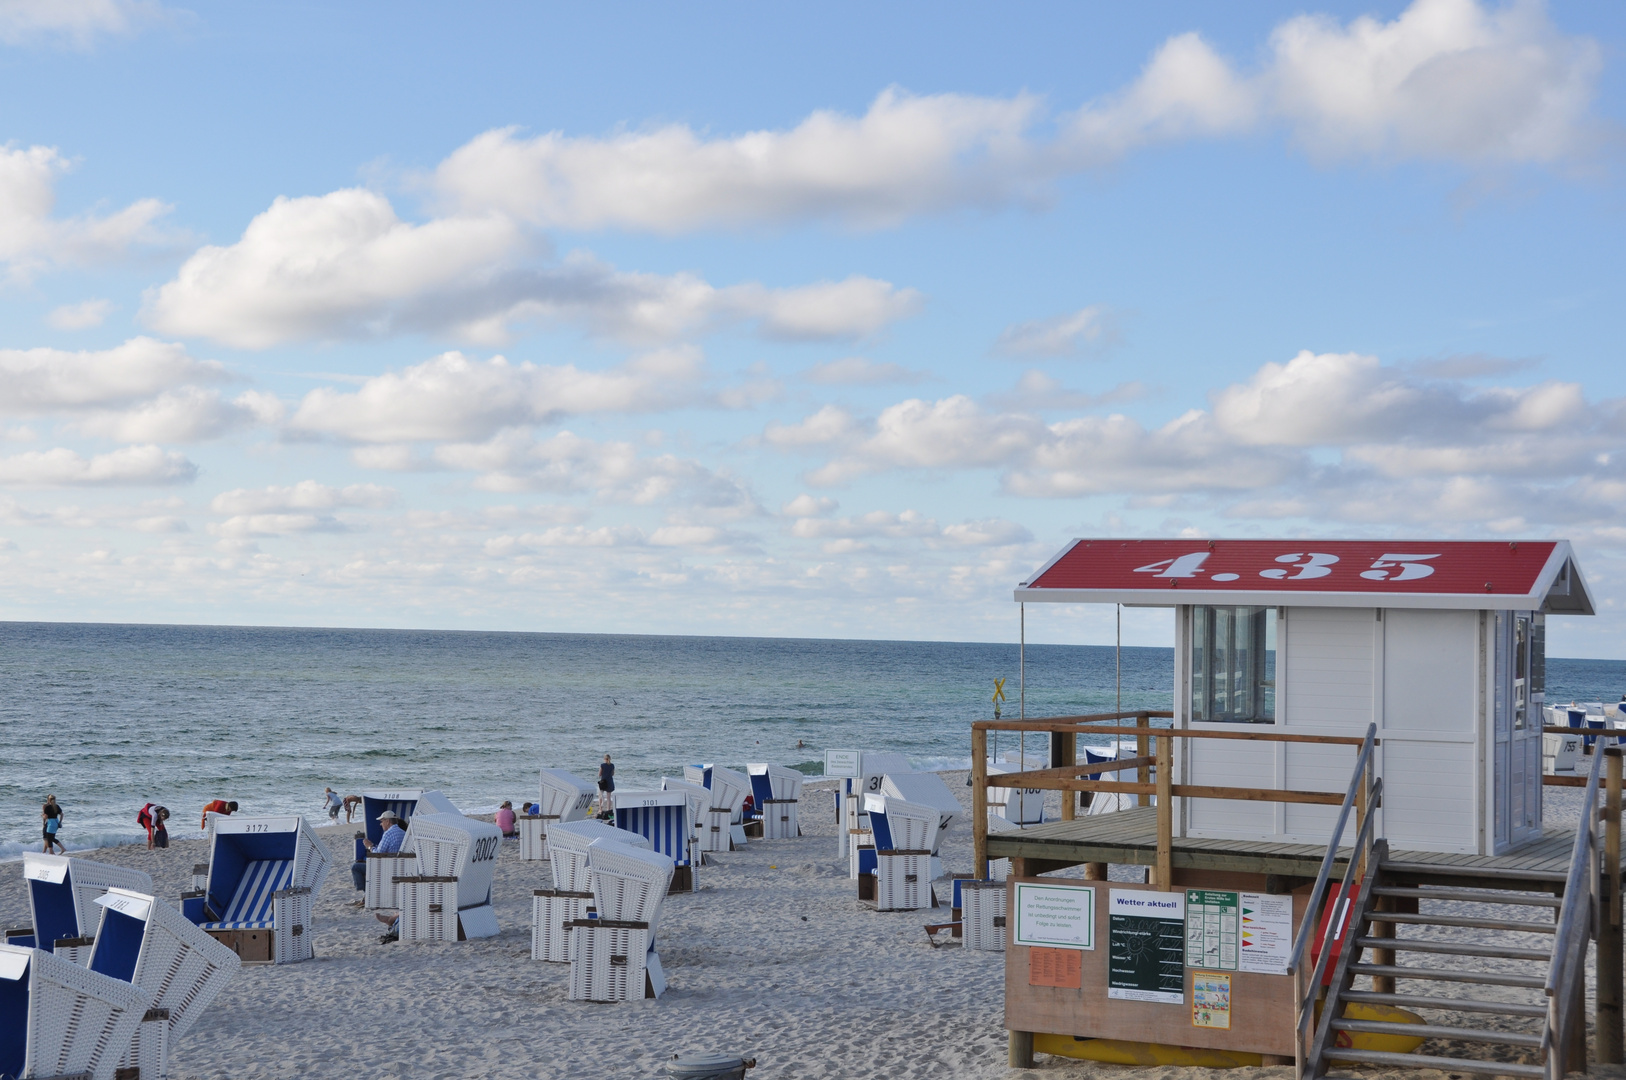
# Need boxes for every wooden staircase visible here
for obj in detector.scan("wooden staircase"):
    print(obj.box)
[1307,842,1569,1080]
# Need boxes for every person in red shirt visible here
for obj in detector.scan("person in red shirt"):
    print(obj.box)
[201,799,238,831]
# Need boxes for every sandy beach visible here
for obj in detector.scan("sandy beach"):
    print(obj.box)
[0,777,1608,1080]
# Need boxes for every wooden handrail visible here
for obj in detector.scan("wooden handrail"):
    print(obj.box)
[976,720,1369,746]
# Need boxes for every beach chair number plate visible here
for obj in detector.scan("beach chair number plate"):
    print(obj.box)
[471,837,500,862]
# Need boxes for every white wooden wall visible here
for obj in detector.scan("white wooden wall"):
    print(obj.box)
[1180,605,1485,855]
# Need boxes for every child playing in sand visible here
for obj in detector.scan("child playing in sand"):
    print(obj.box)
[323,787,343,823]
[496,800,517,837]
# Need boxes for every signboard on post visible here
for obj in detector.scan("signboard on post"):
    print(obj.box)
[1013,883,1095,950]
[1108,889,1186,1004]
[824,750,862,778]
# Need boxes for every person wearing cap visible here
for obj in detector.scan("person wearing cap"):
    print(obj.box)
[349,809,407,890]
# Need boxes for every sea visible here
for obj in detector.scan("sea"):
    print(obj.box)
[2,621,1622,860]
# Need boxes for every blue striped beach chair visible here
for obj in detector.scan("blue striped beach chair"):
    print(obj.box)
[183,815,330,965]
[18,854,152,958]
[613,790,694,891]
[0,941,151,1080]
[353,789,457,862]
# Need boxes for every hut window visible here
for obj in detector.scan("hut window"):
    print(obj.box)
[1191,606,1277,724]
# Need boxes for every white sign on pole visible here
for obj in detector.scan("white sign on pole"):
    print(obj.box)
[1013,882,1095,950]
[824,750,862,778]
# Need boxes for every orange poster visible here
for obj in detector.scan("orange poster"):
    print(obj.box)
[1028,946,1083,988]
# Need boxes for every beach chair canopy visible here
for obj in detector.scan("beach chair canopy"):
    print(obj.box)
[201,816,329,930]
[539,769,597,822]
[746,763,805,805]
[0,942,151,1080]
[986,762,1045,825]
[402,812,501,913]
[694,765,751,817]
[682,764,712,788]
[586,838,675,933]
[880,772,961,837]
[863,793,941,852]
[547,818,652,891]
[22,854,152,954]
[357,789,459,844]
[613,790,691,865]
[86,888,239,1041]
[660,777,710,826]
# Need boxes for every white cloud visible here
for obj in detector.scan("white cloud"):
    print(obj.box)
[0,0,170,46]
[0,444,196,487]
[210,481,397,516]
[802,356,926,386]
[287,350,700,445]
[428,1,1599,237]
[0,336,224,414]
[47,298,112,329]
[73,388,280,443]
[211,513,351,539]
[789,508,1033,553]
[994,305,1115,357]
[145,188,920,348]
[0,144,174,279]
[781,493,837,518]
[988,371,1144,412]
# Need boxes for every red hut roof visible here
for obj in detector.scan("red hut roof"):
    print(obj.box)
[1016,539,1591,613]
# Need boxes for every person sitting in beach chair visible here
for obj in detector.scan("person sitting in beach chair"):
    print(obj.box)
[350,809,406,890]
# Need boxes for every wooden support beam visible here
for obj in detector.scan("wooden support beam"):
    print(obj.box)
[1156,732,1172,890]
[1008,1029,1034,1069]
[1137,713,1151,810]
[1599,747,1624,1064]
[972,726,988,880]
[973,720,1366,747]
[985,756,1156,786]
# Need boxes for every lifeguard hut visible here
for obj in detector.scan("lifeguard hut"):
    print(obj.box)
[975,539,1616,1080]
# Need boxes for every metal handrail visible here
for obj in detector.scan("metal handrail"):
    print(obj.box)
[1287,722,1378,978]
[1543,741,1605,1080]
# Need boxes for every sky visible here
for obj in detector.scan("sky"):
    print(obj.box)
[0,0,1623,655]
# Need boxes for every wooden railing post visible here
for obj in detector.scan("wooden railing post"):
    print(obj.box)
[1137,712,1151,809]
[1060,725,1077,821]
[1599,746,1624,1064]
[972,725,989,880]
[1156,732,1172,889]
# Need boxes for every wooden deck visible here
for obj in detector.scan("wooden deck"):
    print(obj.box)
[986,806,1576,884]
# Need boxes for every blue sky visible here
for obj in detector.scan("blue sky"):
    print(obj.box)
[0,0,1623,655]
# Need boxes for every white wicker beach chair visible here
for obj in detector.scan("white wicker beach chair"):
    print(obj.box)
[960,880,1007,951]
[661,777,716,856]
[863,793,940,853]
[0,942,150,1080]
[986,762,1045,825]
[694,765,752,847]
[546,820,651,893]
[21,854,153,958]
[87,888,240,1042]
[531,889,593,963]
[746,764,804,840]
[363,851,417,910]
[517,815,549,861]
[124,1006,169,1080]
[586,839,674,935]
[539,769,597,825]
[186,815,330,965]
[400,813,502,939]
[566,920,658,1002]
[613,791,694,890]
[872,852,934,911]
[396,877,458,942]
[879,772,960,851]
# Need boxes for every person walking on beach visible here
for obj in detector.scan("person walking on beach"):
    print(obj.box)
[136,803,170,849]
[323,787,343,823]
[342,794,363,822]
[41,795,64,854]
[201,799,237,831]
[495,800,517,837]
[596,755,615,815]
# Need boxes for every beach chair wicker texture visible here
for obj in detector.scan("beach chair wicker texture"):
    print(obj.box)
[746,763,805,803]
[364,852,417,910]
[121,1006,169,1080]
[879,773,960,847]
[566,921,652,1003]
[863,794,940,853]
[960,881,1007,951]
[585,840,674,935]
[397,877,459,942]
[546,820,651,893]
[22,855,154,960]
[0,942,151,1080]
[612,791,691,867]
[538,769,597,824]
[517,815,548,861]
[660,778,712,855]
[531,890,593,963]
[704,766,751,817]
[87,889,240,1042]
[873,852,933,912]
[404,812,503,920]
